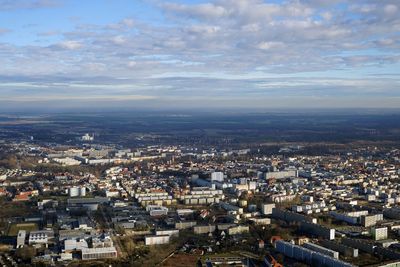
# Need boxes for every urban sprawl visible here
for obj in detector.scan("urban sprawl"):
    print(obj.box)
[1,134,400,267]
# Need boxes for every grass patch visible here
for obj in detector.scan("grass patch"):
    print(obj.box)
[7,223,38,236]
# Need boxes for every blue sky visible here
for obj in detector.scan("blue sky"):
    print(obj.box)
[0,0,399,110]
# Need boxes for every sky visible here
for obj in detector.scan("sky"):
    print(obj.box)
[0,0,399,111]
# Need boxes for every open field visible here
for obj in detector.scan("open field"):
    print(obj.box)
[161,253,199,266]
[7,223,38,236]
[1,111,400,147]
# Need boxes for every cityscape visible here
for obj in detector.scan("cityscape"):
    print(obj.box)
[0,113,400,266]
[1,0,400,267]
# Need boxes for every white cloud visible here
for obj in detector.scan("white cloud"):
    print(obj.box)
[162,2,229,19]
[111,35,126,45]
[127,61,136,68]
[257,41,284,50]
[58,40,83,50]
[0,0,399,108]
[384,4,398,15]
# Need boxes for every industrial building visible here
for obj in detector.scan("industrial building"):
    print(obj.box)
[67,197,110,211]
[275,240,354,267]
[81,247,117,260]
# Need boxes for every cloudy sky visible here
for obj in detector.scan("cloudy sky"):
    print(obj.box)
[0,0,399,111]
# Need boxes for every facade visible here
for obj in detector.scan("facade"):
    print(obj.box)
[249,218,271,225]
[299,221,335,240]
[361,214,380,227]
[265,170,298,180]
[261,203,276,215]
[194,225,216,234]
[68,186,86,197]
[227,225,249,235]
[175,221,197,229]
[29,231,49,245]
[67,197,109,211]
[220,202,243,214]
[320,240,358,258]
[155,229,179,237]
[145,235,170,245]
[146,205,169,217]
[272,208,317,224]
[17,230,26,248]
[81,247,117,260]
[64,238,88,251]
[275,240,354,267]
[342,238,376,254]
[211,172,224,182]
[303,242,339,259]
[372,227,388,241]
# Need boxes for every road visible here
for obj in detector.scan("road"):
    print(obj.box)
[98,205,127,258]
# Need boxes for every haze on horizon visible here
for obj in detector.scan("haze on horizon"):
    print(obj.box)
[0,0,399,111]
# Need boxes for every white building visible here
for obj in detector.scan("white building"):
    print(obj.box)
[64,238,88,251]
[81,133,94,141]
[371,227,388,240]
[68,186,86,197]
[146,205,169,216]
[81,247,117,260]
[211,172,224,182]
[145,235,170,245]
[261,203,276,215]
[53,157,81,166]
[17,230,26,248]
[29,231,49,246]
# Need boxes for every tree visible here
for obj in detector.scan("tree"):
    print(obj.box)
[16,246,36,261]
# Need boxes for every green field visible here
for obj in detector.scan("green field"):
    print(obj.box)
[7,223,38,236]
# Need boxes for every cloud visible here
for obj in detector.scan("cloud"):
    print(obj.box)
[0,0,399,109]
[384,4,398,15]
[257,41,285,50]
[161,2,229,20]
[0,0,60,10]
[0,94,156,102]
[111,35,126,45]
[56,40,83,50]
